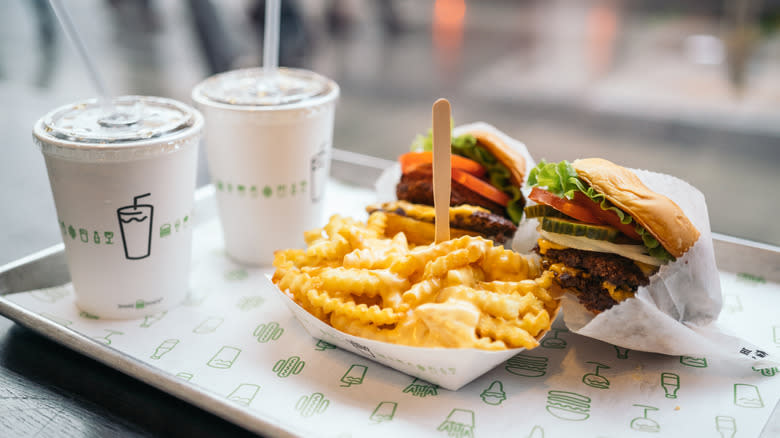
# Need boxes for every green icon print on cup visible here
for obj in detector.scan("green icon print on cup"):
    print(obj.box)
[661,372,680,398]
[541,328,567,349]
[753,365,779,377]
[403,378,438,398]
[117,193,154,260]
[546,391,590,421]
[228,383,260,406]
[582,362,610,389]
[93,231,100,244]
[79,228,88,242]
[631,404,660,432]
[296,392,329,418]
[680,356,707,368]
[506,353,548,377]
[254,321,284,342]
[734,383,763,408]
[370,401,397,423]
[340,364,367,387]
[273,356,305,378]
[140,311,167,328]
[480,380,507,405]
[208,346,241,369]
[160,223,171,237]
[315,340,337,351]
[194,317,224,334]
[715,415,736,438]
[437,409,475,438]
[151,339,179,359]
[104,231,114,244]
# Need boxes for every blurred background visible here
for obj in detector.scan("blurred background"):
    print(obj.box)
[1,0,779,265]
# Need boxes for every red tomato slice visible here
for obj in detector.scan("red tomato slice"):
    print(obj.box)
[573,191,642,241]
[451,168,510,206]
[399,152,486,177]
[528,187,603,224]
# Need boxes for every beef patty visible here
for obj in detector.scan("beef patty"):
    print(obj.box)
[535,246,652,312]
[396,164,513,219]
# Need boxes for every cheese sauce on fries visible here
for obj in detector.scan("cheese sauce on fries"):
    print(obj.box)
[272,212,561,350]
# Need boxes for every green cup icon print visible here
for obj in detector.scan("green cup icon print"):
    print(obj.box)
[228,383,260,406]
[194,317,224,334]
[734,383,763,408]
[117,193,154,260]
[151,339,179,359]
[208,346,241,369]
[254,322,284,343]
[680,356,707,368]
[437,409,475,438]
[340,364,367,387]
[546,391,590,421]
[370,401,397,423]
[273,356,305,377]
[296,392,329,418]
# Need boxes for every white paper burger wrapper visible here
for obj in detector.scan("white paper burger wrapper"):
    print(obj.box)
[553,167,777,367]
[270,275,559,391]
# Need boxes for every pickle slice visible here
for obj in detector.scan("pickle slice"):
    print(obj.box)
[524,204,569,219]
[540,217,619,242]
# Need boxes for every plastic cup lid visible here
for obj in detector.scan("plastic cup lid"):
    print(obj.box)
[193,68,338,108]
[39,96,197,144]
[33,96,203,162]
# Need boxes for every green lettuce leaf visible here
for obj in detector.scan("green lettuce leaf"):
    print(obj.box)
[409,130,524,224]
[528,160,675,262]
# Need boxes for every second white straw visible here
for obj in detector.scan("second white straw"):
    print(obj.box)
[264,0,281,76]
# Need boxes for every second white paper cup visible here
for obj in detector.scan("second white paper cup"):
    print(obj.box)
[193,68,339,266]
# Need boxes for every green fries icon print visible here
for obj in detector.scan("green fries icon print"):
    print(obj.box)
[296,392,329,418]
[370,401,397,423]
[228,383,260,406]
[273,356,305,378]
[437,409,475,438]
[403,378,438,398]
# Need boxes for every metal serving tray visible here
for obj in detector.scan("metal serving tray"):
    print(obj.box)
[1,150,779,437]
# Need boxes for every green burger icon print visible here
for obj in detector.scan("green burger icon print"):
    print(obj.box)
[546,390,591,421]
[116,193,154,260]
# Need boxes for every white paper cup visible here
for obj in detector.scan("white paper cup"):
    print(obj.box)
[192,68,339,266]
[33,96,203,319]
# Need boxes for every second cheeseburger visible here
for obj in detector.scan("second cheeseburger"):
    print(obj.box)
[371,130,526,245]
[525,158,699,313]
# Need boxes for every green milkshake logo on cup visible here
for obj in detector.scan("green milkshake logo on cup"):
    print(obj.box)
[117,193,154,260]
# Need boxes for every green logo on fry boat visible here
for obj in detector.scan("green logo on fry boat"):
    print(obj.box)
[273,356,305,377]
[546,391,590,421]
[295,392,329,418]
[437,409,475,438]
[254,321,284,342]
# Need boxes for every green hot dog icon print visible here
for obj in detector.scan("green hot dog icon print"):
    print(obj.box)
[254,321,284,343]
[295,392,329,418]
[273,356,305,378]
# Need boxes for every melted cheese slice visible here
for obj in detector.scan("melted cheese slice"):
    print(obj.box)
[538,230,664,266]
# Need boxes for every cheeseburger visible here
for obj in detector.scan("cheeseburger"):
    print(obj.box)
[526,158,699,313]
[387,129,526,244]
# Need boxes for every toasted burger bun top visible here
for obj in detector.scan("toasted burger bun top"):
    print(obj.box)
[469,130,526,187]
[572,158,700,258]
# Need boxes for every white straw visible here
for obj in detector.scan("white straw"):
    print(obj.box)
[49,0,114,114]
[263,0,281,75]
